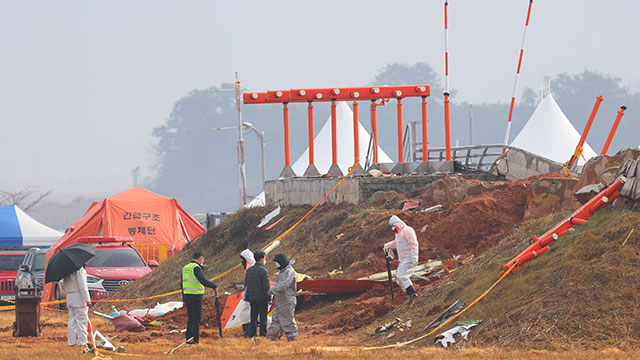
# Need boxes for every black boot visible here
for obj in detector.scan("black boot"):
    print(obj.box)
[405,286,418,305]
[242,323,252,338]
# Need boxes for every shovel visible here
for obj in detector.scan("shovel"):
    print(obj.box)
[384,249,395,300]
[215,288,223,338]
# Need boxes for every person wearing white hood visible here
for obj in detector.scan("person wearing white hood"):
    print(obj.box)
[239,249,256,337]
[384,215,419,305]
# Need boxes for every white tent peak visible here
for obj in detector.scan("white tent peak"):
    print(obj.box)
[510,93,597,166]
[292,101,392,176]
[245,191,266,208]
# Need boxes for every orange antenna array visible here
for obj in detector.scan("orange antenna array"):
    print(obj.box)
[244,85,431,176]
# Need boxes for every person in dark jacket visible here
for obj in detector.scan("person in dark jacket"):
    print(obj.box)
[244,250,270,337]
[181,252,217,345]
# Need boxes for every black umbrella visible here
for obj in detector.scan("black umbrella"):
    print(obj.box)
[45,243,96,283]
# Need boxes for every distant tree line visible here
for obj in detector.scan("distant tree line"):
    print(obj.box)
[150,63,639,213]
[0,185,52,211]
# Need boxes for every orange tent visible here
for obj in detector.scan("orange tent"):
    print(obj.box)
[42,187,205,303]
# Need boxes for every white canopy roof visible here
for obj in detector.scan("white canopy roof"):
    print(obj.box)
[511,94,597,166]
[292,101,392,175]
[0,205,63,247]
[244,191,266,208]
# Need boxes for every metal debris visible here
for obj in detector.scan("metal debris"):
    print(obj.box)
[434,321,482,348]
[424,299,465,331]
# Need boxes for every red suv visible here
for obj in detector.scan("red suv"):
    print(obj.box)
[71,236,157,300]
[0,249,26,303]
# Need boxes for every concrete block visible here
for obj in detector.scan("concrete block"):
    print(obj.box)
[280,166,296,178]
[327,164,344,177]
[303,164,321,177]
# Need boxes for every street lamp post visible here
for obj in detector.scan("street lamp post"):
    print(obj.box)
[211,121,267,193]
[241,122,266,190]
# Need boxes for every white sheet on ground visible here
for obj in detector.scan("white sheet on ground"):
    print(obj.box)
[128,301,184,317]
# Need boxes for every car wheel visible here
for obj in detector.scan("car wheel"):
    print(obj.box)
[54,284,67,310]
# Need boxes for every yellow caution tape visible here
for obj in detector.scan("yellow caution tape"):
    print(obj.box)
[1,163,359,311]
[362,263,516,350]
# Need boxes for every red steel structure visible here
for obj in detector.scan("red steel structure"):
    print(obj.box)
[566,95,603,171]
[307,101,315,165]
[369,99,388,164]
[600,105,627,155]
[500,176,626,276]
[243,85,432,174]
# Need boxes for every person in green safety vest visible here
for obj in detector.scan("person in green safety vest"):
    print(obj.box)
[181,252,217,345]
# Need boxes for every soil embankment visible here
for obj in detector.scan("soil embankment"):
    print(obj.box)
[108,150,640,350]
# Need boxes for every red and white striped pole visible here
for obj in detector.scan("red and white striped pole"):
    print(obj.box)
[503,0,534,153]
[236,73,247,206]
[443,0,452,161]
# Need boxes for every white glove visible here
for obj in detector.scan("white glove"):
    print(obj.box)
[383,243,390,252]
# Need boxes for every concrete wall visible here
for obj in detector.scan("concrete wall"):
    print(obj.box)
[265,173,496,206]
[266,147,567,206]
[495,148,564,180]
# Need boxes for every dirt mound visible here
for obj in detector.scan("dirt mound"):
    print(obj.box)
[156,294,228,332]
[369,175,508,210]
[414,176,507,208]
[108,171,588,335]
[575,148,640,190]
[297,287,394,335]
[417,180,527,256]
[362,208,640,350]
[105,153,639,349]
[525,176,579,220]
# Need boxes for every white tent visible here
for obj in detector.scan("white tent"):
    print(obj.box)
[0,205,63,247]
[292,101,393,175]
[511,94,597,166]
[244,191,265,208]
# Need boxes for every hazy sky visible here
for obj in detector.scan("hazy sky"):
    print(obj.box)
[2,0,639,204]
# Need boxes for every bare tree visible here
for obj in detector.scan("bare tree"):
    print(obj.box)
[0,186,52,211]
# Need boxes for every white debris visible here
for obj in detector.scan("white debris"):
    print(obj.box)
[435,323,479,348]
[257,206,281,228]
[128,301,183,317]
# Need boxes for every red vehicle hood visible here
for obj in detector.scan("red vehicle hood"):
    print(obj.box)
[0,270,17,280]
[86,267,151,280]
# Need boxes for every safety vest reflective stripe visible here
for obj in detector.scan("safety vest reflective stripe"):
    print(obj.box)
[183,287,205,292]
[182,262,205,295]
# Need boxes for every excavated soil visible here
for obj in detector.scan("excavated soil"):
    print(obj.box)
[130,173,583,337]
[297,287,394,335]
[156,294,229,334]
[361,208,640,351]
[108,152,640,349]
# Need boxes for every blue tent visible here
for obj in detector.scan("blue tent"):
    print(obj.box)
[0,205,63,247]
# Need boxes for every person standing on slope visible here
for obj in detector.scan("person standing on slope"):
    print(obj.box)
[244,251,270,338]
[266,253,298,341]
[384,215,419,305]
[181,252,218,345]
[239,249,256,337]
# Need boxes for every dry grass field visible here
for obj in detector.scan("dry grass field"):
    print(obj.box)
[0,310,638,360]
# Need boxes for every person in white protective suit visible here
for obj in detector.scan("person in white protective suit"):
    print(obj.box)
[62,267,91,347]
[266,253,298,341]
[384,215,419,305]
[239,249,256,337]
